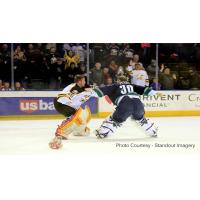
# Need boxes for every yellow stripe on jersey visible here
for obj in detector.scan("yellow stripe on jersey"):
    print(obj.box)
[57,94,68,98]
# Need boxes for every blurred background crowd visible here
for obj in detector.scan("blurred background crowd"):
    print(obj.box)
[1,43,200,91]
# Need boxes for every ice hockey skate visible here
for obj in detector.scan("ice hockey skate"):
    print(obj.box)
[49,136,63,149]
[95,116,121,139]
[136,118,158,137]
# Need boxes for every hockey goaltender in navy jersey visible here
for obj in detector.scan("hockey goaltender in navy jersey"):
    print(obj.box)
[93,77,160,138]
[94,82,155,106]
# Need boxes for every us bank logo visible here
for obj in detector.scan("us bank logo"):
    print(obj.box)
[19,99,55,113]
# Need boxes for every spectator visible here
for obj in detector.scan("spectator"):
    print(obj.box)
[64,50,80,69]
[0,58,4,81]
[126,54,143,75]
[46,43,57,51]
[25,44,36,81]
[45,47,60,64]
[36,43,47,52]
[109,44,119,55]
[77,63,88,83]
[1,82,12,91]
[102,67,111,85]
[126,59,135,75]
[123,44,134,63]
[26,44,46,80]
[44,47,62,87]
[132,54,142,66]
[108,60,118,81]
[92,43,106,66]
[46,47,60,62]
[90,62,103,86]
[146,59,158,83]
[193,44,200,65]
[133,54,142,64]
[14,45,27,82]
[106,77,113,85]
[117,66,125,76]
[72,44,86,64]
[1,44,10,61]
[14,45,26,62]
[130,63,149,87]
[188,69,200,89]
[0,44,11,81]
[27,43,34,54]
[48,58,64,89]
[62,62,79,86]
[63,43,72,51]
[0,80,4,90]
[107,43,119,63]
[176,72,190,90]
[159,67,177,90]
[78,63,87,76]
[150,78,162,90]
[15,82,25,91]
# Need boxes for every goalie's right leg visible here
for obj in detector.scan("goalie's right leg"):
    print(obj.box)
[130,98,158,137]
[49,106,91,149]
[55,106,92,139]
[55,117,72,139]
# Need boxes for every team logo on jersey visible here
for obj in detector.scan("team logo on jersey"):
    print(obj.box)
[19,99,55,113]
[80,95,90,103]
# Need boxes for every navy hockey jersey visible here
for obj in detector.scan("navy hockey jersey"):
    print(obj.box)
[94,82,155,105]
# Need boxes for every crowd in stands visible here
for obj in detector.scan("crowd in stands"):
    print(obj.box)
[89,43,200,90]
[1,43,200,91]
[0,43,87,90]
[0,80,25,91]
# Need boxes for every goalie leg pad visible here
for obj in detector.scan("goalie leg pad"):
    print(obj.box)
[95,116,121,138]
[73,106,91,136]
[73,126,91,136]
[55,106,92,138]
[136,118,158,137]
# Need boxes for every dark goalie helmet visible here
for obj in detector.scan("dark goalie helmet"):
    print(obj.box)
[117,75,129,83]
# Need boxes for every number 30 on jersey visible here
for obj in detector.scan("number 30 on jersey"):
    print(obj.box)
[119,85,134,94]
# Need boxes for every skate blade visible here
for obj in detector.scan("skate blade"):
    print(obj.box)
[151,127,158,137]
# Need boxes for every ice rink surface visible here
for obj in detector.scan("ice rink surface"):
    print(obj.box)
[0,117,200,155]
